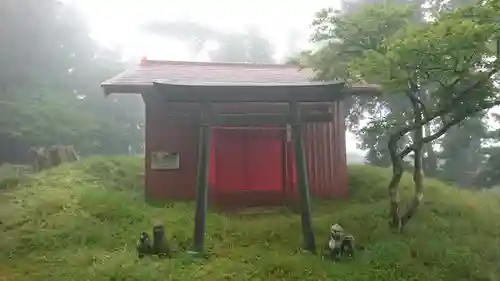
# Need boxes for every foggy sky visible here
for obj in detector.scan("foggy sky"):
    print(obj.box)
[71,0,363,153]
[73,0,340,60]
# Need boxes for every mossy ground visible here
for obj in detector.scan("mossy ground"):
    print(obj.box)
[0,163,32,190]
[1,156,499,280]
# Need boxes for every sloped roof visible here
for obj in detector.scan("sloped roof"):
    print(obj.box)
[101,59,380,96]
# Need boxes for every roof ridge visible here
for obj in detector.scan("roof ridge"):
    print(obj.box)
[141,59,297,69]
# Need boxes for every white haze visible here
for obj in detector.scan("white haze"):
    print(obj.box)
[72,0,366,159]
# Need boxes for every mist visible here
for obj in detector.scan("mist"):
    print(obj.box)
[0,0,368,166]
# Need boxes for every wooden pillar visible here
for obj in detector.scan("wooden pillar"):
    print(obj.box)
[281,129,288,203]
[192,102,212,255]
[289,101,316,253]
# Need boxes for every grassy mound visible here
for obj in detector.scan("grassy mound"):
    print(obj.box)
[0,163,32,190]
[1,157,500,281]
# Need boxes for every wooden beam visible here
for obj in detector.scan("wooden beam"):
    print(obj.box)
[164,113,334,125]
[103,81,382,98]
[153,82,346,102]
[217,113,332,125]
[289,101,316,253]
[102,83,152,96]
[342,84,382,96]
[162,102,332,115]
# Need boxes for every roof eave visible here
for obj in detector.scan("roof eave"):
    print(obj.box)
[344,84,382,96]
[100,81,382,99]
[151,81,347,103]
[101,83,152,96]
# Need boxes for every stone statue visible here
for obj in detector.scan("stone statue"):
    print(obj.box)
[322,223,356,262]
[136,232,154,258]
[136,225,171,259]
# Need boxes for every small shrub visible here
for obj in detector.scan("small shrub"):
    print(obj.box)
[0,163,32,190]
[0,175,21,189]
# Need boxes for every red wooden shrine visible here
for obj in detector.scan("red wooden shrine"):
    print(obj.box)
[102,59,378,208]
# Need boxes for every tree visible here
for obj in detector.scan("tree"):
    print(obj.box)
[0,0,144,163]
[438,116,487,187]
[140,20,219,59]
[424,0,485,185]
[474,147,500,188]
[473,113,500,188]
[338,0,448,174]
[337,0,481,179]
[285,28,306,60]
[302,1,500,231]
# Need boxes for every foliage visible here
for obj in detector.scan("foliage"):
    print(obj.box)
[301,0,500,229]
[438,116,488,187]
[1,157,500,280]
[474,147,500,188]
[309,0,488,185]
[474,113,500,188]
[0,0,144,163]
[0,163,31,190]
[292,3,418,169]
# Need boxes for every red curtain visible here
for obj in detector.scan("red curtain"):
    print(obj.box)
[212,128,247,191]
[211,127,284,192]
[246,129,283,191]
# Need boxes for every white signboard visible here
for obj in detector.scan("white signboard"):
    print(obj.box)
[286,124,292,142]
[151,151,180,170]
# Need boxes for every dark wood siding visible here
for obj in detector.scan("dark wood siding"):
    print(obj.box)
[303,100,348,199]
[144,97,199,201]
[143,98,348,207]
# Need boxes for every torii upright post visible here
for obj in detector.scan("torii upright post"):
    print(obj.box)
[192,102,213,255]
[289,101,316,253]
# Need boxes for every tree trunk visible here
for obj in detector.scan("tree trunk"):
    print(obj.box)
[400,143,424,229]
[423,124,438,176]
[400,100,425,231]
[388,136,403,230]
[419,88,438,177]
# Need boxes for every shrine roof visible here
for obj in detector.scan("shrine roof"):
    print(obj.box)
[101,59,380,97]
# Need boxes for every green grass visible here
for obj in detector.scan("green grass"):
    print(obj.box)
[1,156,500,280]
[0,163,32,190]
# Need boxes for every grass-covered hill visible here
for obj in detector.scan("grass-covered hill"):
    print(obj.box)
[0,156,499,281]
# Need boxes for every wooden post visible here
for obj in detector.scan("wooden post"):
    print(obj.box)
[281,130,287,204]
[289,101,316,253]
[192,102,212,255]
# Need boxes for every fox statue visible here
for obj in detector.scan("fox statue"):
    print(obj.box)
[322,223,356,262]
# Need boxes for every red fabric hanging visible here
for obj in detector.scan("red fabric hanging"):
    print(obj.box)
[211,127,284,192]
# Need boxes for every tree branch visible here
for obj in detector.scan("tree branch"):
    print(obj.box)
[389,67,499,146]
[422,59,473,94]
[407,79,428,118]
[398,99,500,157]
